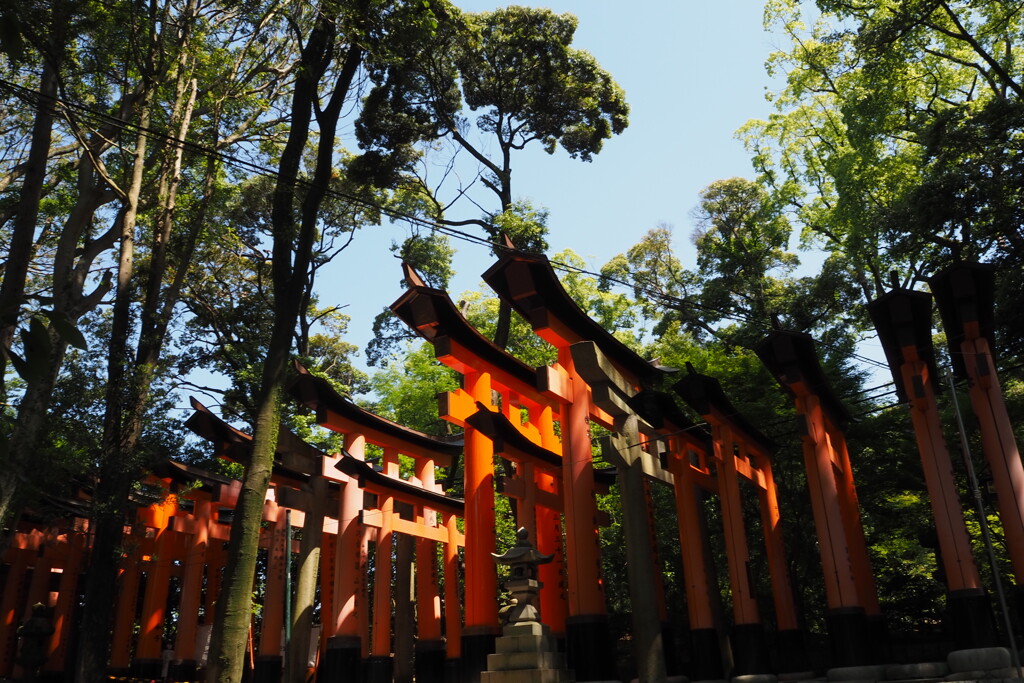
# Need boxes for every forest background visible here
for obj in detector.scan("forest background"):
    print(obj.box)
[1,0,1023,681]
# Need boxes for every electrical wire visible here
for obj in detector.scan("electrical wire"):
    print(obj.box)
[2,76,1016,408]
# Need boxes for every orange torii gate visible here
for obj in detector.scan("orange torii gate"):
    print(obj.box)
[290,368,465,683]
[931,262,1024,615]
[186,399,336,683]
[868,282,996,649]
[0,515,86,682]
[483,245,668,682]
[626,388,726,678]
[673,364,803,677]
[390,262,571,682]
[757,331,884,667]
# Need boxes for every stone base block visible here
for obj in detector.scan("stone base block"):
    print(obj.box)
[886,662,949,680]
[948,648,1012,673]
[480,668,574,683]
[487,649,566,671]
[943,667,1024,681]
[827,664,887,681]
[732,674,777,683]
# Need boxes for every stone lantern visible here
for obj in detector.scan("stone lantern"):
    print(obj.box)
[491,527,553,625]
[482,528,573,683]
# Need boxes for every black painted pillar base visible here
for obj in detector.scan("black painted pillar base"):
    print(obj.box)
[444,656,462,683]
[460,629,498,683]
[365,655,394,683]
[169,659,199,681]
[775,628,808,674]
[38,671,68,683]
[416,639,447,683]
[688,627,724,681]
[253,654,282,683]
[133,657,163,680]
[661,621,682,676]
[865,613,890,664]
[731,622,768,675]
[318,635,362,682]
[826,606,868,668]
[1014,584,1024,642]
[949,588,997,649]
[566,614,616,682]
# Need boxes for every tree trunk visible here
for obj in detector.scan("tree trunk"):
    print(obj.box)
[285,476,326,683]
[206,4,362,679]
[74,85,153,683]
[0,13,65,532]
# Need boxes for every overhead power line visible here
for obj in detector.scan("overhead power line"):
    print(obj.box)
[1,75,995,398]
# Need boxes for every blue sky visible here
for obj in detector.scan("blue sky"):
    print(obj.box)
[326,1,786,364]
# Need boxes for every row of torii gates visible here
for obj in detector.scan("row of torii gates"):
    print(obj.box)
[1,249,1021,683]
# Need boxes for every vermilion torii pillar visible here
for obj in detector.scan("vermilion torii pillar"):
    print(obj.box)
[675,365,803,676]
[464,401,568,635]
[391,262,571,682]
[757,331,883,667]
[931,263,1024,608]
[484,245,667,681]
[0,531,41,678]
[868,283,995,648]
[134,486,178,680]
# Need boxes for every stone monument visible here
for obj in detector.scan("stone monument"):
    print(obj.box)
[482,528,574,683]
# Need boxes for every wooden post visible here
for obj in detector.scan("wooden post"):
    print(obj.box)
[443,512,462,662]
[174,495,211,678]
[533,404,568,639]
[461,368,499,680]
[256,498,287,681]
[367,448,397,682]
[322,433,365,681]
[0,549,30,678]
[45,529,85,677]
[798,394,868,666]
[668,443,723,680]
[962,334,1024,580]
[415,459,445,683]
[756,456,805,672]
[135,495,177,677]
[712,426,765,675]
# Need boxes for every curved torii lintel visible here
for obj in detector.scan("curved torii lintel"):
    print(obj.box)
[755,330,851,427]
[463,404,562,474]
[334,453,464,518]
[185,397,322,483]
[673,366,775,455]
[288,365,461,467]
[391,263,549,406]
[482,248,665,389]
